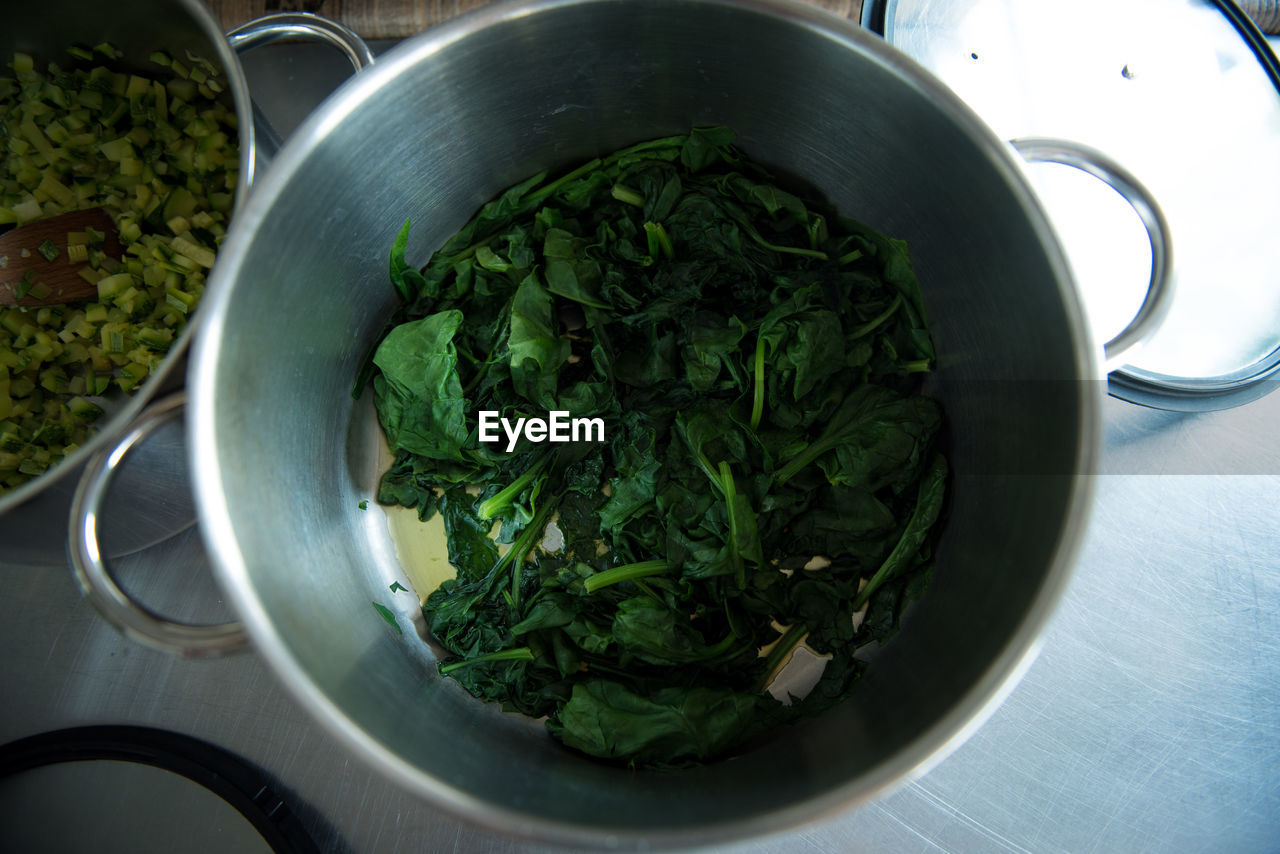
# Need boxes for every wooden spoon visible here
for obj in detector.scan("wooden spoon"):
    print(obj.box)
[0,208,122,307]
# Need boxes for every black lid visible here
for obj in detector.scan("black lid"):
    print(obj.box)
[0,727,318,854]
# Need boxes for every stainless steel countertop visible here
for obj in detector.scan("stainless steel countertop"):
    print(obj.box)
[3,27,1279,854]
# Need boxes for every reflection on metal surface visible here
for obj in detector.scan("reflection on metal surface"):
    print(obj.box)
[883,0,1280,406]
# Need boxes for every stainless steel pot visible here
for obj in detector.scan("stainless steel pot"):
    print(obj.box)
[0,0,372,564]
[183,0,1170,846]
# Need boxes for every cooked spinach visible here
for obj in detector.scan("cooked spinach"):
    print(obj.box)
[366,128,948,768]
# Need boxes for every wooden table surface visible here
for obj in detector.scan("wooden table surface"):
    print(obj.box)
[206,0,866,39]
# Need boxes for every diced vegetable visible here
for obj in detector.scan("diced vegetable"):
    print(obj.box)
[0,44,239,494]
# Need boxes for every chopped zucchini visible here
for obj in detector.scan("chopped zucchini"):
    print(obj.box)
[1,43,237,494]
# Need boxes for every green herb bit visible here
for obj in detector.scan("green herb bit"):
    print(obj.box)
[14,270,35,299]
[37,238,60,261]
[371,601,402,634]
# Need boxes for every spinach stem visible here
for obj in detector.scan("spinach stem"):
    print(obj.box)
[774,399,862,486]
[755,237,828,260]
[701,630,742,661]
[750,334,766,430]
[674,416,723,493]
[439,646,535,675]
[584,560,671,593]
[440,159,605,268]
[715,194,829,260]
[774,441,825,486]
[756,622,808,693]
[476,451,551,520]
[644,221,675,261]
[526,158,602,208]
[807,213,828,250]
[600,134,685,167]
[851,453,947,610]
[848,293,902,340]
[461,306,511,396]
[500,497,560,610]
[719,461,747,590]
[611,184,645,207]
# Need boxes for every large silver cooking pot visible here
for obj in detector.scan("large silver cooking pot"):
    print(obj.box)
[0,0,371,564]
[185,0,1170,845]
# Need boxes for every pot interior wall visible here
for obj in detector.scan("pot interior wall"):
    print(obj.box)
[196,0,1092,842]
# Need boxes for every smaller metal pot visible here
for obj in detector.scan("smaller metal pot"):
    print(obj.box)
[0,0,372,565]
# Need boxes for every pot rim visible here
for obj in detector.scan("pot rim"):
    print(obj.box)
[190,0,1100,846]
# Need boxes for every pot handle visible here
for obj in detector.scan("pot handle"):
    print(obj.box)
[69,393,246,658]
[225,12,376,70]
[225,14,375,187]
[1011,137,1174,373]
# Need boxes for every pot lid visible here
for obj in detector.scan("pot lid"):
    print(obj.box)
[0,727,317,854]
[864,0,1280,410]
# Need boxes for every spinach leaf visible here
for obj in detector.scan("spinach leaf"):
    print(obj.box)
[388,218,428,302]
[508,272,570,409]
[367,127,950,770]
[547,679,779,767]
[372,311,470,462]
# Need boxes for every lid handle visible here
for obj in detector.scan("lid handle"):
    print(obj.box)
[1012,137,1174,374]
